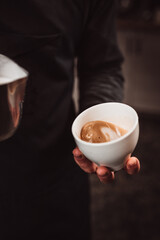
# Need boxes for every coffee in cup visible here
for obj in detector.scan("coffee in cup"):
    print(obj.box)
[80,120,127,143]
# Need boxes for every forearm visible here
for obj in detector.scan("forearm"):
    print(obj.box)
[77,0,124,112]
[78,67,124,112]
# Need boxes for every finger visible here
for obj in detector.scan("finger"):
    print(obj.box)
[124,156,140,175]
[72,147,97,174]
[96,166,115,184]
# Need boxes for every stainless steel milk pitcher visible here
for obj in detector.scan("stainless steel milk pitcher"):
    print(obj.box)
[0,54,28,141]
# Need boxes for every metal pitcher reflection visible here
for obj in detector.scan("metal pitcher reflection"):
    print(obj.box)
[0,54,28,141]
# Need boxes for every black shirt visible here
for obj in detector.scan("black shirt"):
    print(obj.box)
[0,0,124,186]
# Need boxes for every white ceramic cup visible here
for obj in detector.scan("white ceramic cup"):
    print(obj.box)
[72,102,139,171]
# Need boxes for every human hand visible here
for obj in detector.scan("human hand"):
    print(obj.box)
[72,147,140,184]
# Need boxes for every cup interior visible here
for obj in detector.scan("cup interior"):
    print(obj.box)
[72,102,138,141]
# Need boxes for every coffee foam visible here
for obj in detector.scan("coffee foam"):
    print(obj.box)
[80,120,127,143]
[0,54,28,85]
[0,76,12,85]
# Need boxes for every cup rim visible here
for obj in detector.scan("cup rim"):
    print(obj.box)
[71,102,139,147]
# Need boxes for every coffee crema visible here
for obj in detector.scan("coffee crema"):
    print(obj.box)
[80,120,127,143]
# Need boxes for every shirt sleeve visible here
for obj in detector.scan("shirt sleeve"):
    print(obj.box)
[77,0,124,112]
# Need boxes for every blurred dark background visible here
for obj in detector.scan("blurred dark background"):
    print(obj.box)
[74,1,160,240]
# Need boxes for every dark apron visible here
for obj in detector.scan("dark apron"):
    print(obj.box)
[0,1,91,239]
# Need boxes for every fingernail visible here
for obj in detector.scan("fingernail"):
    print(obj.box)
[99,171,111,177]
[76,154,83,159]
[72,152,83,159]
[127,160,137,169]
